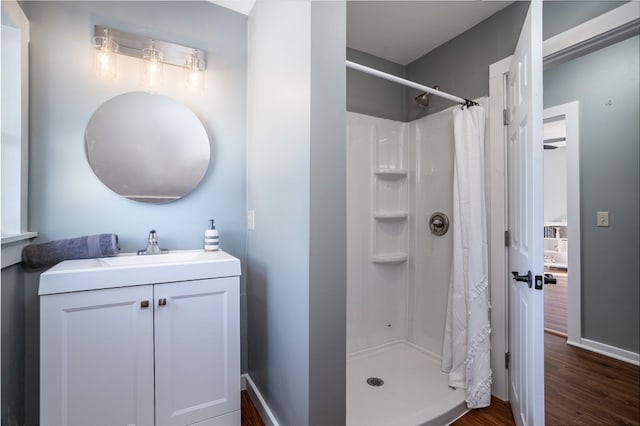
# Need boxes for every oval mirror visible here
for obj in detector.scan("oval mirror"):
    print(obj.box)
[85,92,210,203]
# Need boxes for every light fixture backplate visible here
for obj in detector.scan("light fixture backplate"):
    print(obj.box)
[95,25,206,70]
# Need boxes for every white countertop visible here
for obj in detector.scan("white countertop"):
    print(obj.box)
[39,249,241,295]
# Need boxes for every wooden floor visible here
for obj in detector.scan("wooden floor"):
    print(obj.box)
[452,396,514,425]
[241,390,265,426]
[545,332,640,425]
[544,268,568,335]
[455,333,640,426]
[242,334,640,425]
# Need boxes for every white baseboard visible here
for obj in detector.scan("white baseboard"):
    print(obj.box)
[567,337,640,366]
[245,374,280,426]
[241,374,247,391]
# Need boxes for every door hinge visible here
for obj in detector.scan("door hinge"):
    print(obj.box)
[504,230,510,247]
[503,108,511,125]
[505,352,511,369]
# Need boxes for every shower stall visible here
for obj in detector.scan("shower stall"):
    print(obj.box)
[346,64,489,425]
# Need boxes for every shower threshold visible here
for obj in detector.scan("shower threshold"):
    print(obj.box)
[347,341,467,426]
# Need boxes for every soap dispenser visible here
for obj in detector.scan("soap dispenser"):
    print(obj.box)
[204,219,219,251]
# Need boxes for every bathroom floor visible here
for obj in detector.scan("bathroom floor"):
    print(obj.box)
[241,390,264,426]
[347,341,466,426]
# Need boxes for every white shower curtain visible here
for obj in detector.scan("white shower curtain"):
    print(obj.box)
[441,104,492,409]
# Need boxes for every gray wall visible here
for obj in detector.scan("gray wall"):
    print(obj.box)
[544,36,640,353]
[309,2,346,424]
[403,1,625,121]
[18,2,247,424]
[405,2,529,120]
[16,271,39,426]
[542,1,626,40]
[1,265,25,426]
[246,1,347,425]
[347,48,405,121]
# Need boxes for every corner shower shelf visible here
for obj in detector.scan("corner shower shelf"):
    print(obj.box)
[372,253,408,264]
[373,211,408,221]
[374,168,408,179]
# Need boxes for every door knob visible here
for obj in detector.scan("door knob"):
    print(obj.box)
[158,298,167,306]
[544,273,557,285]
[140,300,150,308]
[511,270,532,288]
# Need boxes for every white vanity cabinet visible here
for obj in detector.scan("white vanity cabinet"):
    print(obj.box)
[40,285,156,426]
[154,277,240,426]
[39,250,241,426]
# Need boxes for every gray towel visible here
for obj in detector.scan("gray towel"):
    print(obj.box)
[22,234,119,270]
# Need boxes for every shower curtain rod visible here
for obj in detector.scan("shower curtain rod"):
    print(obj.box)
[346,60,477,107]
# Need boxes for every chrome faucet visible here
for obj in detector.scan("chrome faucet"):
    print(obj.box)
[137,229,169,255]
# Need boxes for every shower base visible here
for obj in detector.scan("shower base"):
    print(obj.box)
[347,341,467,426]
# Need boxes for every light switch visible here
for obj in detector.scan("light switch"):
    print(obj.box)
[596,211,609,227]
[247,210,255,230]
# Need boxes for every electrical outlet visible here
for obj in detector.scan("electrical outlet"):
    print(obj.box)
[597,211,609,227]
[247,210,255,230]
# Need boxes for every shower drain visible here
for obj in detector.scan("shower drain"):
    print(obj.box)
[366,377,384,387]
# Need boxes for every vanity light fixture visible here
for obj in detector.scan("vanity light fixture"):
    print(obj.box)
[93,27,118,80]
[93,25,207,92]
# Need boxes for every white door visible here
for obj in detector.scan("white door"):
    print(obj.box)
[507,1,544,425]
[40,285,155,426]
[154,277,240,426]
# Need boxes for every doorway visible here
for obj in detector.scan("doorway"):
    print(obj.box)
[542,102,581,345]
[543,116,568,336]
[487,1,640,401]
[542,106,580,341]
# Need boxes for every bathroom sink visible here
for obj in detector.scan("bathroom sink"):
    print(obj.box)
[39,249,240,295]
[98,250,206,267]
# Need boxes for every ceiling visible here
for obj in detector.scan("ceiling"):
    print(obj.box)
[208,0,255,16]
[208,1,514,66]
[347,1,513,65]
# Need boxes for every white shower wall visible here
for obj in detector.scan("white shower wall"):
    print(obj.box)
[347,108,457,357]
[347,113,409,353]
[407,110,455,355]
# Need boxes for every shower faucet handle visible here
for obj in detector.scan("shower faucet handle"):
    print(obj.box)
[429,212,449,236]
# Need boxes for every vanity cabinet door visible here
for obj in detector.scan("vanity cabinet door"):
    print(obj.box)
[40,285,155,426]
[154,277,240,426]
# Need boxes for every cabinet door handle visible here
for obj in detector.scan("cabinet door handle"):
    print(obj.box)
[158,298,167,306]
[141,300,150,308]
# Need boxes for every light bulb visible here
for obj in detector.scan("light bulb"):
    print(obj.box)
[142,41,164,89]
[93,29,117,80]
[184,50,204,95]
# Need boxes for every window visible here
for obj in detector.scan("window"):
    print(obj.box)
[1,1,36,268]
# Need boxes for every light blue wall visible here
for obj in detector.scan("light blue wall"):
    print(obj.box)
[544,35,640,353]
[246,1,347,425]
[24,1,247,254]
[247,2,311,425]
[20,2,247,424]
